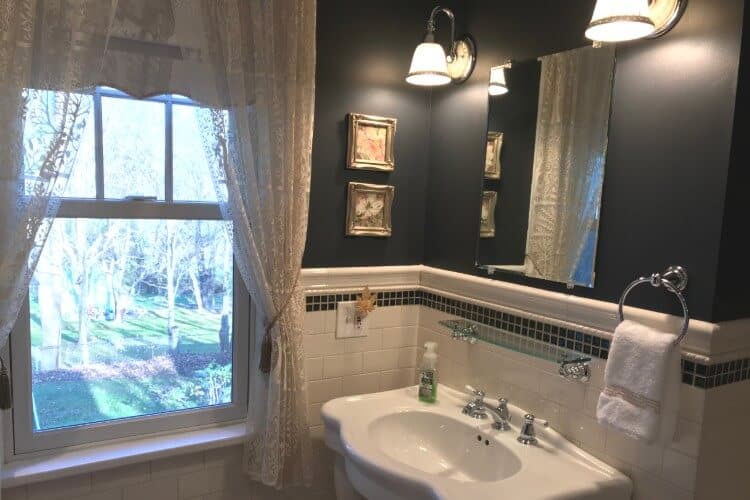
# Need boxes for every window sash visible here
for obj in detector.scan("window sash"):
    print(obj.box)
[56,199,222,220]
[56,86,215,202]
[8,264,249,456]
[7,87,246,458]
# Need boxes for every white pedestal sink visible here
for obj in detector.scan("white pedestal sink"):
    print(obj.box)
[322,385,632,500]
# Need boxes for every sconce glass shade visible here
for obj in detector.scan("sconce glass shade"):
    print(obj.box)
[406,42,451,86]
[488,66,508,96]
[585,0,655,42]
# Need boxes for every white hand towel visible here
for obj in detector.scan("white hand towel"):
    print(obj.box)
[596,320,681,444]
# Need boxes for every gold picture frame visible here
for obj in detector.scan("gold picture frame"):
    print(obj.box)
[346,182,395,237]
[484,131,503,180]
[480,191,497,238]
[347,113,397,171]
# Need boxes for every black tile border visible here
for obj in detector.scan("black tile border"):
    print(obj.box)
[681,357,750,389]
[304,290,420,312]
[305,288,744,390]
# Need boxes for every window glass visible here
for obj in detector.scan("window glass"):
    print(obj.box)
[102,97,165,199]
[29,218,234,431]
[173,104,220,203]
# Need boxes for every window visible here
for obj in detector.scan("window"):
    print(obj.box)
[10,88,248,455]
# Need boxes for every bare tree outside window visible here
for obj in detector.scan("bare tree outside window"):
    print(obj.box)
[24,89,237,431]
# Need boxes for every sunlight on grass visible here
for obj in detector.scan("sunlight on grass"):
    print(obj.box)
[29,219,234,431]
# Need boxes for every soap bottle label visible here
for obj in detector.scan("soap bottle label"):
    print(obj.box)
[419,370,436,402]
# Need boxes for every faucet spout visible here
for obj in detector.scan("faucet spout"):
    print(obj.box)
[484,398,511,431]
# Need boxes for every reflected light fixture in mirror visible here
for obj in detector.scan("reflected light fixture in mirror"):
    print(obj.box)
[406,6,476,87]
[585,0,687,43]
[488,64,510,96]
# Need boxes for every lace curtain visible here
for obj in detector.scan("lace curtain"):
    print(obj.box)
[0,0,315,490]
[197,1,316,487]
[524,46,615,286]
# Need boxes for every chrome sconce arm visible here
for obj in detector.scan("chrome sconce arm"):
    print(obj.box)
[425,6,457,60]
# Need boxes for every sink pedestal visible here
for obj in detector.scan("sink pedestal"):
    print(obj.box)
[334,456,366,500]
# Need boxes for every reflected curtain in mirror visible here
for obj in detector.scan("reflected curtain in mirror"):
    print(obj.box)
[524,46,615,286]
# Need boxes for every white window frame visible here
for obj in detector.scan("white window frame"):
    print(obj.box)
[6,88,249,458]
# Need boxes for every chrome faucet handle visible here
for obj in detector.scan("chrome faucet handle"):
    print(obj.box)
[491,397,511,431]
[517,413,538,445]
[462,385,487,419]
[497,397,509,414]
[465,385,485,404]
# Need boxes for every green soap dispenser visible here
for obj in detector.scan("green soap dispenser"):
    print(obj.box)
[418,341,438,403]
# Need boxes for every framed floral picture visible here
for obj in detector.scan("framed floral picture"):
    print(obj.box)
[346,182,395,237]
[480,191,497,238]
[347,113,397,171]
[484,131,503,180]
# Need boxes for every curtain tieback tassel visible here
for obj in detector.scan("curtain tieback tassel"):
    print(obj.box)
[259,269,302,374]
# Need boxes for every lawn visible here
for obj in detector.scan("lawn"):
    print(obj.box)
[28,297,233,431]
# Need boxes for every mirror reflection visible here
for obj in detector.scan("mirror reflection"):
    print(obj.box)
[476,45,616,288]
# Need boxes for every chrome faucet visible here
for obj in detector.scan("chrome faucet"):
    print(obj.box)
[517,413,538,445]
[462,386,511,431]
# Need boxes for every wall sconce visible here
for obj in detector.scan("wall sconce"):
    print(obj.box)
[488,63,511,96]
[585,0,687,43]
[406,6,476,87]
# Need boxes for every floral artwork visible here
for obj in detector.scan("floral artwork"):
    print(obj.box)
[353,191,385,227]
[484,131,503,179]
[355,123,387,162]
[480,191,497,238]
[347,113,397,171]
[346,182,394,237]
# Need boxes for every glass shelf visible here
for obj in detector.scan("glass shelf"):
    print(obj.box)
[439,318,592,366]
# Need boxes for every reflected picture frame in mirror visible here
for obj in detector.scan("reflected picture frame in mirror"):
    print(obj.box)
[484,131,503,179]
[480,191,497,238]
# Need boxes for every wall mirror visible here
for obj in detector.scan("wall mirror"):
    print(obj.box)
[476,45,616,288]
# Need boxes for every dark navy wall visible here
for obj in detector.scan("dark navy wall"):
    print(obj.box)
[303,0,434,268]
[305,0,747,322]
[424,0,744,322]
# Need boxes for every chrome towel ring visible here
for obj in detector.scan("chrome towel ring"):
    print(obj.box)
[617,266,690,344]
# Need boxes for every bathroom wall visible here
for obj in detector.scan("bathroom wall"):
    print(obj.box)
[713,3,750,322]
[302,0,434,268]
[6,264,744,500]
[424,0,746,322]
[298,266,738,500]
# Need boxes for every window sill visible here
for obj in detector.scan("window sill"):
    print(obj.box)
[2,422,247,488]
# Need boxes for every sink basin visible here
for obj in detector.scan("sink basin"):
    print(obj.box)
[369,411,521,482]
[322,385,632,500]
